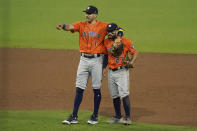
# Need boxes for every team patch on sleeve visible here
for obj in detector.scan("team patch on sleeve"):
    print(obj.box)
[131,45,135,49]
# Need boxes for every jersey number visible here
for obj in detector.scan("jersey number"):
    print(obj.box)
[115,56,124,63]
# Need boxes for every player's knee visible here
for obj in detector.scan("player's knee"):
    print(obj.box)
[113,96,120,101]
[120,92,129,99]
[112,95,120,99]
[92,85,101,90]
[76,84,86,90]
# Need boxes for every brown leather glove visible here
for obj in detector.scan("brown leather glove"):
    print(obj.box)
[111,41,124,57]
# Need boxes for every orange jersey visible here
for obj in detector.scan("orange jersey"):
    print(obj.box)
[104,37,137,69]
[72,20,108,54]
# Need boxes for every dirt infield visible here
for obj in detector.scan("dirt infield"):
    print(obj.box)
[0,48,197,126]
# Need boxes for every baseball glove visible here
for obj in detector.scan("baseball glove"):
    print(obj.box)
[111,41,124,57]
[124,52,134,68]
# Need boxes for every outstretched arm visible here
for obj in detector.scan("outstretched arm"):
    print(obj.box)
[56,24,74,31]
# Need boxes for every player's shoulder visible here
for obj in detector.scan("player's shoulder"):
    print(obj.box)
[73,21,86,25]
[122,37,132,43]
[122,37,136,50]
[97,21,108,26]
[122,37,133,46]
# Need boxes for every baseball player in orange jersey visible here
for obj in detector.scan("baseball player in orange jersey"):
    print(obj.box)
[103,23,138,125]
[56,6,123,125]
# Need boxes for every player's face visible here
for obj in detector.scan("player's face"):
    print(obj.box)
[107,30,118,39]
[85,13,97,22]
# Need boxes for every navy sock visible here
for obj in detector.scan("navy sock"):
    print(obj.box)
[93,89,101,116]
[72,87,84,117]
[113,97,121,118]
[122,95,131,118]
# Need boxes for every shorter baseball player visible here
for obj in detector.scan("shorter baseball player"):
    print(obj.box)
[103,23,138,125]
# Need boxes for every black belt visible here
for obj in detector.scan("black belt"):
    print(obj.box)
[81,53,101,58]
[110,66,126,71]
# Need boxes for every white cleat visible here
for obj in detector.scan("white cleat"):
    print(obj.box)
[87,119,98,125]
[107,117,124,124]
[123,117,132,125]
[62,114,78,124]
[87,114,98,125]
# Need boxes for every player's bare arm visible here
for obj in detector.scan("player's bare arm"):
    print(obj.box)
[56,24,74,31]
[129,51,138,65]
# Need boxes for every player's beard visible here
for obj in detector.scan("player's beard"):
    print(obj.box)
[108,33,117,40]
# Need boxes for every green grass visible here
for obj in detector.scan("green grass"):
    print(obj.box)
[0,0,197,54]
[0,110,196,131]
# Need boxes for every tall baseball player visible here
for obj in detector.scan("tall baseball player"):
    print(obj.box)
[56,6,123,125]
[103,23,138,125]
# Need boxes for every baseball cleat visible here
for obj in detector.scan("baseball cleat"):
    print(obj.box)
[87,114,98,124]
[62,114,78,124]
[107,117,124,124]
[123,117,132,125]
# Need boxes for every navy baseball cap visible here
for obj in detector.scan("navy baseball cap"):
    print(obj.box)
[107,23,119,32]
[83,6,98,14]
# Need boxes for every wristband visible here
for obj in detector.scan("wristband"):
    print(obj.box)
[62,24,66,30]
[117,29,123,37]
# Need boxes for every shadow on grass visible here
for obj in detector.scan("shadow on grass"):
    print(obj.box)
[100,107,155,122]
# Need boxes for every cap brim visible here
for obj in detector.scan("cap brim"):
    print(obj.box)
[82,10,98,14]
